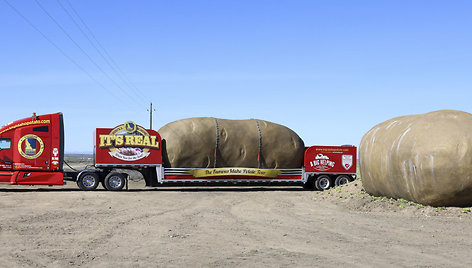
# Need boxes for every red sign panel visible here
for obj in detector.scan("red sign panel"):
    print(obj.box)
[304,146,357,173]
[94,121,162,167]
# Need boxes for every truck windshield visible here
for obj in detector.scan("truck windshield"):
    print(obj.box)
[0,138,11,150]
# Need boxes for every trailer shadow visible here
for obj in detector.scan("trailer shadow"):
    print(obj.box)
[131,187,309,192]
[0,187,311,192]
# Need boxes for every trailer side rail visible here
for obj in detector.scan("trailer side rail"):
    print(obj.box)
[160,167,304,184]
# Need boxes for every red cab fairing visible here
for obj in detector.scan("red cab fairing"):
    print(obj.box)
[0,113,64,185]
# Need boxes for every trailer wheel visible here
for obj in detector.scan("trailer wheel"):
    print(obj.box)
[77,173,99,191]
[335,175,350,186]
[104,173,126,191]
[315,175,332,191]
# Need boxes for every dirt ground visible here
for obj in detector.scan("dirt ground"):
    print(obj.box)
[1,160,472,267]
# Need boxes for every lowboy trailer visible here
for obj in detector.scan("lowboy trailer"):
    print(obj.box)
[0,113,357,191]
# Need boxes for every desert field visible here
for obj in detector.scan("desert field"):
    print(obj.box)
[1,156,472,267]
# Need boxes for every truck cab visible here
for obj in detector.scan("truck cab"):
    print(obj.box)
[0,113,64,185]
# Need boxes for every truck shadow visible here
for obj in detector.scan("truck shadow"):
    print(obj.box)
[0,188,83,192]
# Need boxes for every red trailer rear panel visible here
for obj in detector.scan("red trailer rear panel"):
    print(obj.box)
[94,121,162,167]
[304,145,356,174]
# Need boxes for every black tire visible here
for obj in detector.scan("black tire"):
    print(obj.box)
[77,173,100,191]
[104,172,126,191]
[335,175,350,186]
[315,175,332,191]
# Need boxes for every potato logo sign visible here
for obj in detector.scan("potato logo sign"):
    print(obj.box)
[99,121,159,161]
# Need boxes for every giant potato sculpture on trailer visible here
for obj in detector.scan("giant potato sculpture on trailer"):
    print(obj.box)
[158,117,305,169]
[359,110,472,207]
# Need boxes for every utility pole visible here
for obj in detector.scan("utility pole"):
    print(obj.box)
[147,102,155,129]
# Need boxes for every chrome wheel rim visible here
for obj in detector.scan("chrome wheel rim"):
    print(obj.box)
[319,178,329,189]
[83,175,96,187]
[109,176,122,188]
[339,177,349,185]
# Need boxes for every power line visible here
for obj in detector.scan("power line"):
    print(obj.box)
[64,0,148,103]
[57,0,148,103]
[2,0,127,103]
[34,0,143,106]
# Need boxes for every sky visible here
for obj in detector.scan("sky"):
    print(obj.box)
[1,0,471,153]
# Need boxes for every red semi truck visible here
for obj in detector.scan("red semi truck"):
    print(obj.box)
[0,113,357,191]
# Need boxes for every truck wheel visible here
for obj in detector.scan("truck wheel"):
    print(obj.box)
[335,175,350,186]
[104,173,126,191]
[315,175,332,191]
[77,173,99,191]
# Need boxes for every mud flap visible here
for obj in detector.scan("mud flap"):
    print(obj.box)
[141,167,159,187]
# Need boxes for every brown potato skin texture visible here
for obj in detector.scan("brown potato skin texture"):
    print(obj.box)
[159,117,304,169]
[360,110,472,207]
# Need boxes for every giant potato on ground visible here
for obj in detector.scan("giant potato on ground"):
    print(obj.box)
[159,118,304,169]
[360,110,472,206]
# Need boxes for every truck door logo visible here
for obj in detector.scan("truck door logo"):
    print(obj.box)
[310,154,335,171]
[342,155,353,170]
[18,134,44,159]
[25,138,36,155]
